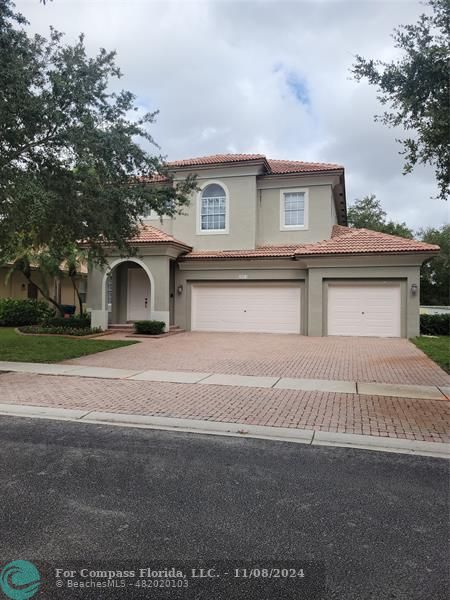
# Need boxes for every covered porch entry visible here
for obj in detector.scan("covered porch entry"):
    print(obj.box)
[88,255,173,332]
[108,260,153,324]
[87,228,191,332]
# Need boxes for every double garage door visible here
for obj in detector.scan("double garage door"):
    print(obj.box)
[191,283,301,334]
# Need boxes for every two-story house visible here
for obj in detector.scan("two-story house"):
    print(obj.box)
[86,153,438,337]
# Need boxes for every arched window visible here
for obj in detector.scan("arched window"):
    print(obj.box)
[200,183,228,232]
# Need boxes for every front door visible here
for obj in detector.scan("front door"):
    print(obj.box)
[27,283,38,300]
[127,268,151,321]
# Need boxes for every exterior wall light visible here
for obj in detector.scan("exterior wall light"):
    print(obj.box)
[177,285,183,295]
[411,283,418,296]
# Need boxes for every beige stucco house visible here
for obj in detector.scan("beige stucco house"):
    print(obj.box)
[87,153,439,337]
[0,265,87,312]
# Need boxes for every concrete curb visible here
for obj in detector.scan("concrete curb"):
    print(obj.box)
[0,403,447,459]
[0,403,90,420]
[313,430,450,458]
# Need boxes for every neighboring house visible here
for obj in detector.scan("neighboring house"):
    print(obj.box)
[0,264,87,312]
[87,153,439,337]
[420,306,450,315]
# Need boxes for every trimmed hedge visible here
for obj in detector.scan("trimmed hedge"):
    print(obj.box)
[0,298,55,326]
[43,314,91,329]
[19,325,101,336]
[420,313,450,336]
[134,320,166,335]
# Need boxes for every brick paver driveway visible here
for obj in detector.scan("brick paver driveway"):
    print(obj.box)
[2,333,448,445]
[1,372,449,443]
[66,332,450,386]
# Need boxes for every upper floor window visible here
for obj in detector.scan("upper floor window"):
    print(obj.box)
[142,200,174,221]
[198,182,229,234]
[280,188,309,230]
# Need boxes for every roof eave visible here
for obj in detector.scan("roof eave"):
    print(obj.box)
[180,254,297,262]
[169,158,271,174]
[295,249,440,259]
[131,240,192,252]
[261,167,344,178]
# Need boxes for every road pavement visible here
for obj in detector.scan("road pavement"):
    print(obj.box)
[0,416,447,599]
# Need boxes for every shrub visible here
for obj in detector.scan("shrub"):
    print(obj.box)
[43,314,91,329]
[420,313,450,336]
[134,320,166,335]
[19,325,101,336]
[0,298,55,326]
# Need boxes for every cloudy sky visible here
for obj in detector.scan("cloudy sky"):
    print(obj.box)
[16,0,448,230]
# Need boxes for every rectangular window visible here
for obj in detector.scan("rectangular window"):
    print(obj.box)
[280,189,308,230]
[78,279,87,304]
[284,192,305,226]
[201,197,226,231]
[107,276,113,308]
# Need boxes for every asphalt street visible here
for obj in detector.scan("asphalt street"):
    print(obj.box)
[0,416,448,599]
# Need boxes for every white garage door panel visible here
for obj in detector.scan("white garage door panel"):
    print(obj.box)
[328,284,401,337]
[192,285,301,333]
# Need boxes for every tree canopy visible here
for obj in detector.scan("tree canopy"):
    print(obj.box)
[0,0,196,311]
[347,195,414,238]
[419,225,449,306]
[352,0,449,201]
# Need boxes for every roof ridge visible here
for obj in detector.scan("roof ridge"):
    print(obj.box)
[358,227,412,239]
[168,153,266,166]
[268,158,343,166]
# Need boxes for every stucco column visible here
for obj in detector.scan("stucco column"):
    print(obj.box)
[141,255,171,331]
[87,264,109,330]
[406,272,421,337]
[307,269,324,336]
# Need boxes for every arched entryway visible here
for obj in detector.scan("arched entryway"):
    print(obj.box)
[103,258,155,324]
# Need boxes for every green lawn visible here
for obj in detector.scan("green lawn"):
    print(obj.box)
[413,336,450,374]
[0,327,137,363]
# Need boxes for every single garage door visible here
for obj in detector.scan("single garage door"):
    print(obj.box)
[191,283,301,334]
[327,283,401,337]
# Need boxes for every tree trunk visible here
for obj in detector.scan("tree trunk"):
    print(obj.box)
[21,271,64,316]
[70,275,84,316]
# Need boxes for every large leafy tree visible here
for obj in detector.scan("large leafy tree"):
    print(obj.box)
[419,225,449,305]
[0,0,196,313]
[347,195,414,238]
[352,0,449,201]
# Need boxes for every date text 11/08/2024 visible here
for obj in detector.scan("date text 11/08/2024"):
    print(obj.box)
[54,567,306,580]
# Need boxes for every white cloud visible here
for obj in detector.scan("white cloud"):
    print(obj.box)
[15,0,448,229]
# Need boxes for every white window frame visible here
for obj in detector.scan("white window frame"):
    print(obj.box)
[196,180,230,235]
[279,188,309,231]
[142,208,172,221]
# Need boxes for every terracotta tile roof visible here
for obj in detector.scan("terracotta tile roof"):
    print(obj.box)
[330,224,351,237]
[166,153,342,175]
[167,154,266,167]
[181,226,439,261]
[129,225,192,250]
[5,260,88,275]
[180,245,301,261]
[145,173,170,182]
[294,226,440,256]
[267,159,343,174]
[135,173,171,184]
